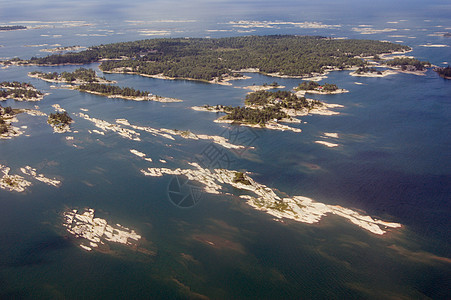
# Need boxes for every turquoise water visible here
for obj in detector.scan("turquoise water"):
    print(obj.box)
[1,1,450,298]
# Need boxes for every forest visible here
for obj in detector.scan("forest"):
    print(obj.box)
[245,90,322,111]
[202,90,322,125]
[385,57,431,71]
[295,81,338,91]
[0,105,16,135]
[77,83,151,97]
[354,66,381,74]
[16,35,411,81]
[47,111,73,127]
[0,82,43,100]
[30,68,107,83]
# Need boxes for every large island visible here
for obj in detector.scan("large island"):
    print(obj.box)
[3,35,411,84]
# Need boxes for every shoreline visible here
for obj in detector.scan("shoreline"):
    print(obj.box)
[28,72,115,84]
[102,69,250,86]
[56,85,182,103]
[297,88,349,95]
[192,100,342,132]
[240,84,286,92]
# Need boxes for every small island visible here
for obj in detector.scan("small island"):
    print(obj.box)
[0,81,45,101]
[0,25,27,31]
[63,208,143,252]
[141,162,402,235]
[0,105,22,139]
[29,68,113,84]
[40,45,86,53]
[241,82,286,92]
[350,57,431,77]
[434,66,451,79]
[74,83,182,102]
[193,90,331,132]
[48,111,73,133]
[294,81,348,94]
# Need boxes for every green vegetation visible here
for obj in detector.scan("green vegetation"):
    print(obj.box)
[17,35,410,81]
[295,81,338,92]
[0,81,43,100]
[30,68,108,83]
[202,90,322,125]
[225,106,289,125]
[245,90,322,111]
[78,83,151,98]
[233,172,251,185]
[354,66,382,75]
[269,200,290,212]
[47,111,72,127]
[385,57,431,71]
[262,82,280,87]
[0,105,16,135]
[434,66,451,79]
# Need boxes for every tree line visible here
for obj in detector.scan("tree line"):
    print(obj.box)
[385,57,431,71]
[295,81,338,91]
[202,90,323,125]
[0,82,43,99]
[48,111,73,126]
[78,83,150,97]
[30,68,103,83]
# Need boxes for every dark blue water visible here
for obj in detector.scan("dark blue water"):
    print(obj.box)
[0,1,450,298]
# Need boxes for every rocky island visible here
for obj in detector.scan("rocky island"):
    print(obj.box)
[48,111,73,133]
[434,66,451,79]
[141,162,402,235]
[350,56,431,77]
[193,90,341,132]
[0,105,24,139]
[294,81,348,94]
[63,208,142,252]
[72,83,182,102]
[0,81,45,102]
[39,45,86,53]
[29,68,113,84]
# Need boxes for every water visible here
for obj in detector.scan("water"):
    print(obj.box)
[0,1,450,298]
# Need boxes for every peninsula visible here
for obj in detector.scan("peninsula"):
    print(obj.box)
[3,35,411,83]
